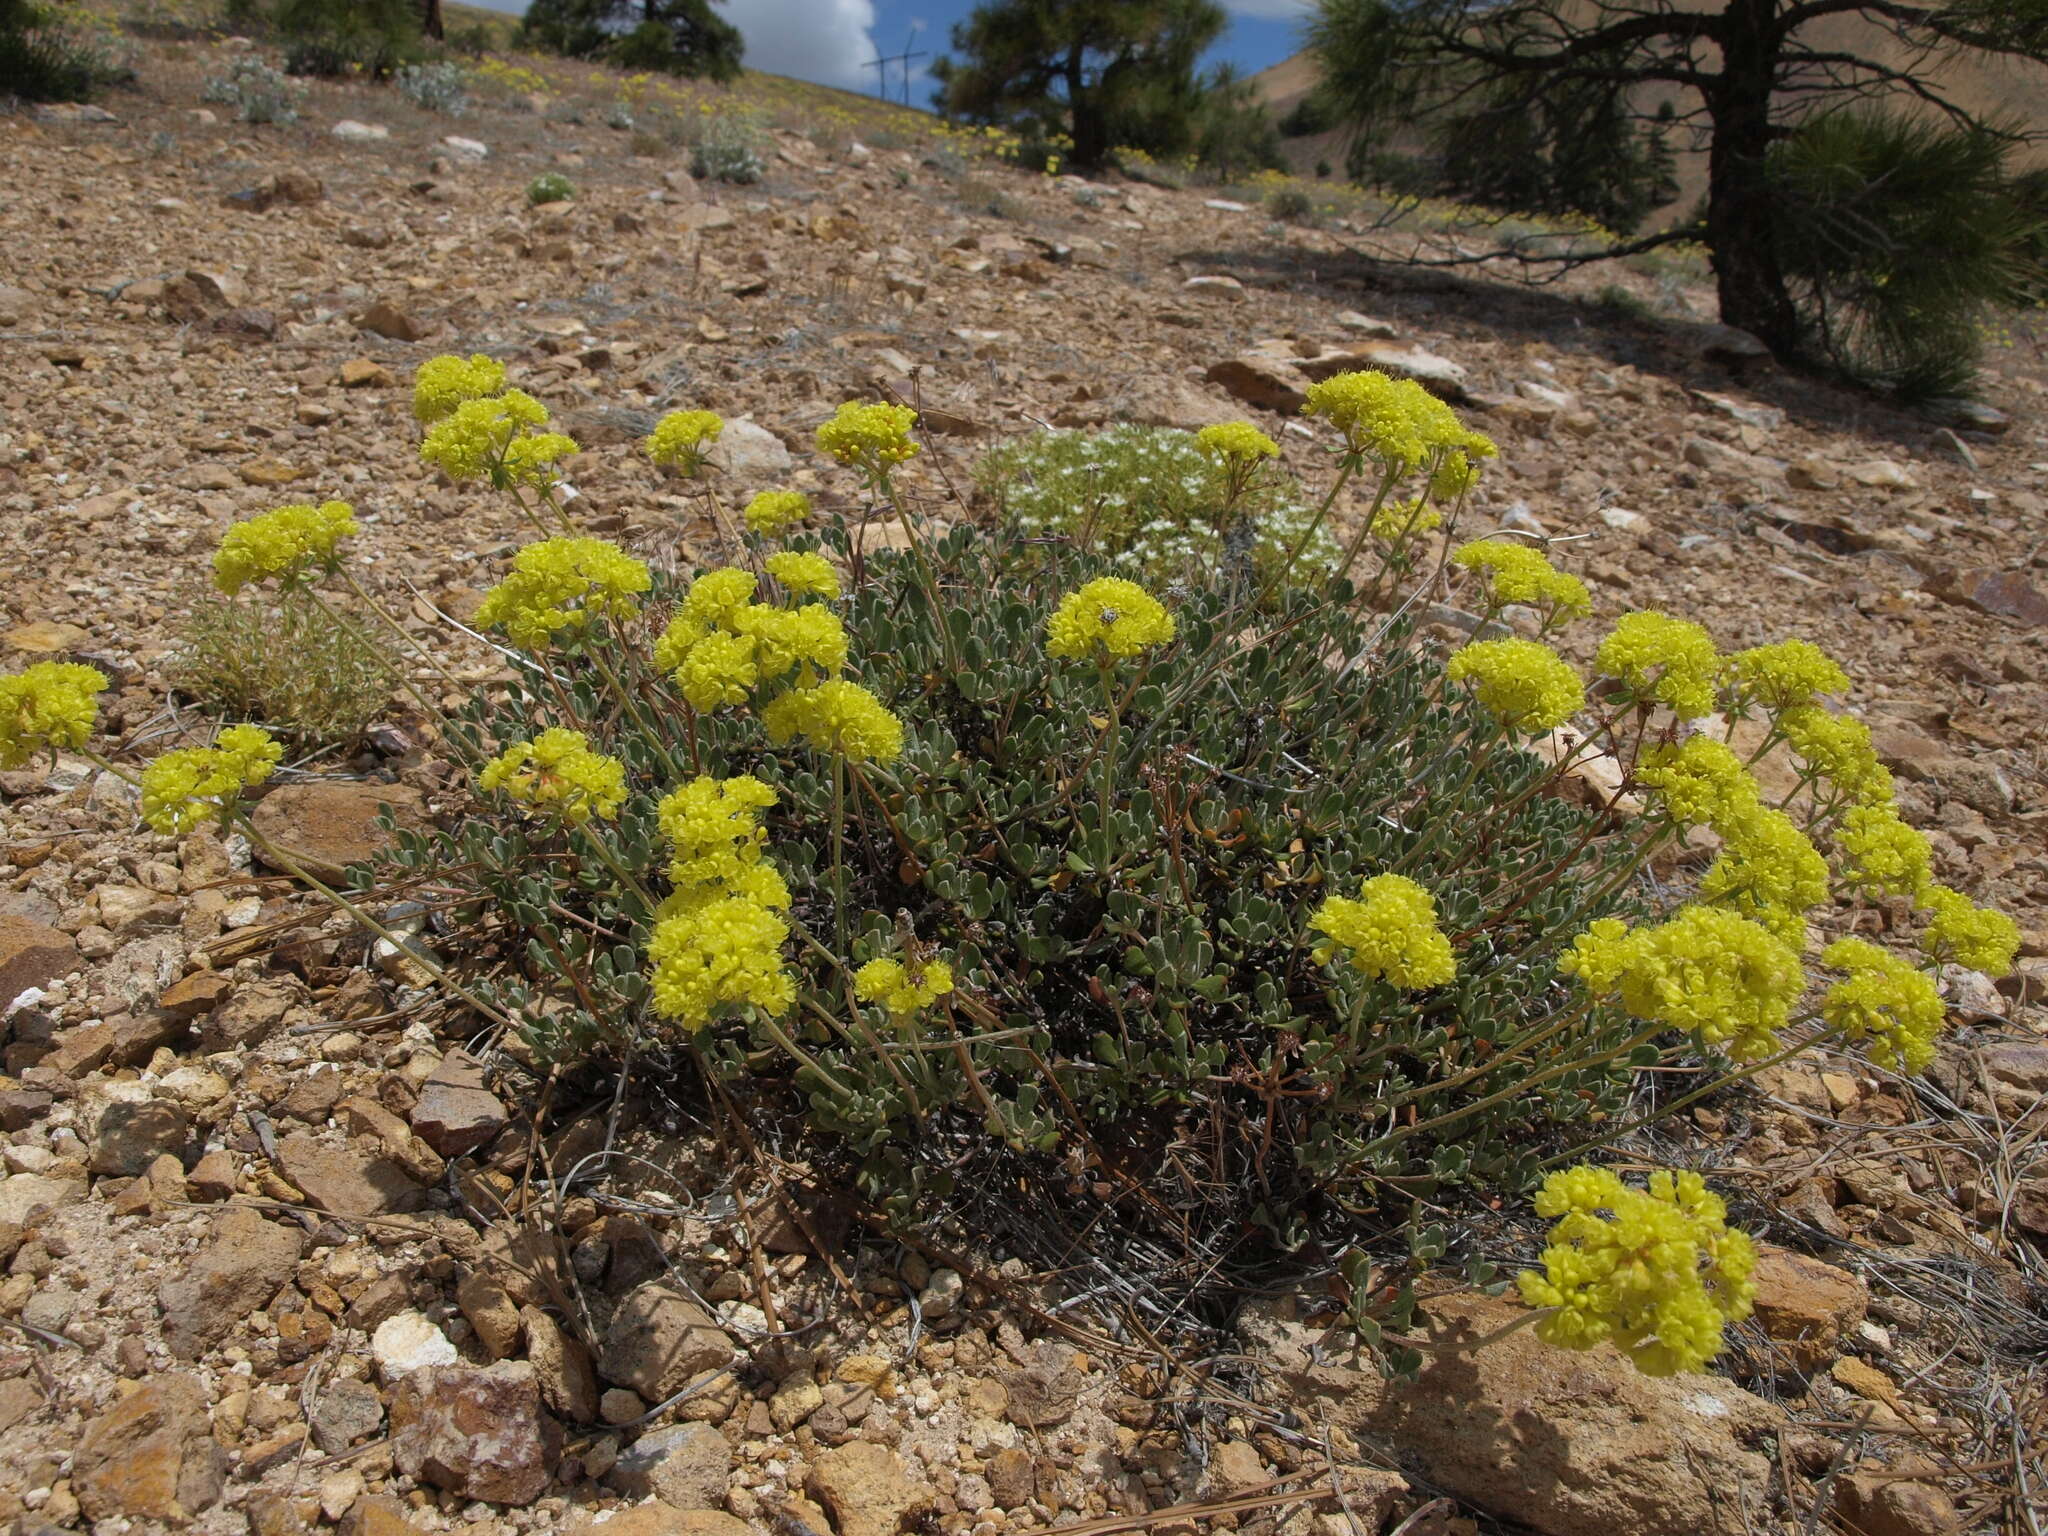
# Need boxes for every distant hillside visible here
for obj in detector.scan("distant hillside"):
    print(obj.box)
[1253,5,2048,210]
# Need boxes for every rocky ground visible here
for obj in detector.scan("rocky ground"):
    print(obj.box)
[1,28,2046,1536]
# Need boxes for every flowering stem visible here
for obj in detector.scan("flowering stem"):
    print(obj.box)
[1380,1019,1667,1149]
[335,568,465,691]
[1333,465,1404,593]
[875,466,962,676]
[1096,658,1120,858]
[301,586,443,721]
[1255,449,1362,610]
[830,752,849,958]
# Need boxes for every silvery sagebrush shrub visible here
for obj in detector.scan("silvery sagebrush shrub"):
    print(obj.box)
[526,171,574,205]
[690,105,764,184]
[201,55,303,124]
[3,357,2018,1382]
[394,58,469,115]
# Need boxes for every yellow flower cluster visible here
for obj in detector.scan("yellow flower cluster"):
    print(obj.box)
[1563,906,1802,1061]
[213,501,358,594]
[1634,737,1755,829]
[745,490,812,536]
[139,724,281,836]
[1726,639,1848,711]
[646,409,724,474]
[1309,873,1457,989]
[1820,937,1945,1073]
[0,662,108,769]
[1836,804,1933,899]
[1921,884,2020,976]
[1369,499,1441,542]
[1596,611,1720,720]
[655,568,848,712]
[1045,578,1176,662]
[475,538,652,650]
[1698,801,1830,945]
[413,354,507,425]
[1779,706,1891,806]
[1300,370,1496,475]
[762,678,905,763]
[1516,1165,1756,1377]
[420,389,579,488]
[1194,421,1278,465]
[1429,448,1482,502]
[477,728,627,825]
[1446,638,1584,733]
[855,956,956,1017]
[816,401,920,474]
[646,774,794,1034]
[765,550,841,601]
[1450,540,1591,620]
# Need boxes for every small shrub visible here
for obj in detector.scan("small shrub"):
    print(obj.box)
[1593,283,1653,321]
[167,588,394,748]
[1266,184,1314,222]
[273,0,416,77]
[954,174,1021,220]
[394,59,468,115]
[605,98,634,131]
[690,106,764,184]
[201,55,304,124]
[1,0,119,101]
[527,171,574,205]
[974,424,1336,588]
[444,20,496,57]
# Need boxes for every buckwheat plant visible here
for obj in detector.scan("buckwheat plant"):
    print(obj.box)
[9,356,2016,1385]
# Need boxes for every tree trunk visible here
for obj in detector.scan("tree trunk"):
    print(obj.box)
[1064,42,1109,169]
[1703,0,1800,354]
[420,0,443,40]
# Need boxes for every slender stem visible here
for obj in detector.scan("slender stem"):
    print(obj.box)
[875,466,960,675]
[302,586,442,720]
[336,568,464,690]
[1255,450,1363,610]
[830,753,848,959]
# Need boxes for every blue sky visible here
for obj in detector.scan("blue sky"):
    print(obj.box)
[468,1,1316,99]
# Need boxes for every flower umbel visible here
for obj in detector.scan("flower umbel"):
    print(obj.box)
[1310,873,1457,989]
[1516,1164,1757,1377]
[1596,611,1720,720]
[213,501,358,594]
[762,679,906,763]
[1446,638,1584,733]
[1726,640,1848,711]
[0,662,109,769]
[1920,885,2019,977]
[474,538,652,650]
[646,409,724,475]
[1820,937,1945,1073]
[139,724,282,836]
[420,391,578,488]
[765,551,841,602]
[855,956,957,1018]
[1563,906,1803,1061]
[744,490,811,537]
[1450,540,1591,621]
[1045,578,1176,662]
[815,401,919,475]
[477,729,627,825]
[646,890,795,1034]
[413,354,507,425]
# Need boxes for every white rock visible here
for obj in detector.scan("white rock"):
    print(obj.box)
[705,417,792,479]
[1182,274,1245,301]
[1599,507,1649,533]
[373,1310,459,1380]
[331,120,390,142]
[1203,199,1250,212]
[442,135,489,160]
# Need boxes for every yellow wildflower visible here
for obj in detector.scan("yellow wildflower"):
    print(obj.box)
[213,501,358,594]
[1726,639,1848,711]
[1820,937,1945,1074]
[1596,611,1720,720]
[1446,638,1584,733]
[645,888,794,1034]
[1920,885,2019,977]
[761,679,905,763]
[1836,804,1932,900]
[474,537,652,650]
[646,409,724,474]
[765,551,841,601]
[816,400,920,474]
[1516,1164,1756,1377]
[1309,873,1457,989]
[1563,905,1803,1061]
[1045,578,1176,662]
[1195,421,1279,466]
[855,956,956,1017]
[744,490,812,536]
[1635,737,1759,831]
[1301,370,1493,473]
[413,354,507,425]
[0,662,109,769]
[139,724,281,836]
[477,728,627,825]
[1369,499,1442,542]
[656,774,788,906]
[1450,540,1592,619]
[420,390,577,487]
[1779,706,1892,806]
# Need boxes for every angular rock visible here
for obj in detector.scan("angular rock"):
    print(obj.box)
[340,357,395,388]
[1928,568,2048,628]
[1241,1293,1779,1536]
[276,1132,426,1218]
[356,300,429,342]
[159,1204,304,1359]
[0,1170,86,1225]
[310,1376,386,1454]
[200,979,292,1051]
[703,417,793,479]
[250,782,431,881]
[569,1508,754,1536]
[1354,343,1469,400]
[90,1097,190,1177]
[1682,435,1782,484]
[373,1310,459,1380]
[1182,274,1245,302]
[157,971,232,1018]
[1749,1247,1868,1371]
[522,1304,600,1422]
[410,1049,508,1157]
[607,1421,732,1508]
[389,1361,560,1506]
[0,915,77,1008]
[599,1284,735,1400]
[332,120,391,141]
[808,1441,932,1536]
[73,1374,225,1524]
[985,1446,1034,1508]
[1836,1473,1960,1536]
[1206,346,1311,413]
[457,1268,523,1360]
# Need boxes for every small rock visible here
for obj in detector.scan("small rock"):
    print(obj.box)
[607,1421,732,1508]
[340,357,395,388]
[332,120,391,141]
[277,1131,425,1218]
[599,1285,735,1400]
[702,417,793,479]
[238,457,305,487]
[157,970,232,1017]
[373,1310,460,1380]
[1928,568,2048,628]
[389,1361,560,1506]
[1836,1473,1960,1536]
[1201,1441,1269,1498]
[90,1097,189,1177]
[457,1269,524,1360]
[0,915,77,1010]
[916,1268,964,1322]
[1749,1247,1868,1371]
[808,1442,931,1536]
[410,1049,508,1156]
[249,781,431,881]
[1846,458,1919,490]
[1182,275,1246,301]
[1206,346,1310,413]
[356,300,429,342]
[1355,343,1469,400]
[311,1376,385,1454]
[442,135,489,159]
[1334,310,1398,338]
[1786,457,1842,491]
[768,1370,823,1431]
[985,1446,1034,1508]
[73,1374,225,1524]
[522,1304,600,1422]
[159,1205,304,1360]
[568,1507,754,1536]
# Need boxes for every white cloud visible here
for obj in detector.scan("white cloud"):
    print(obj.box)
[722,0,878,90]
